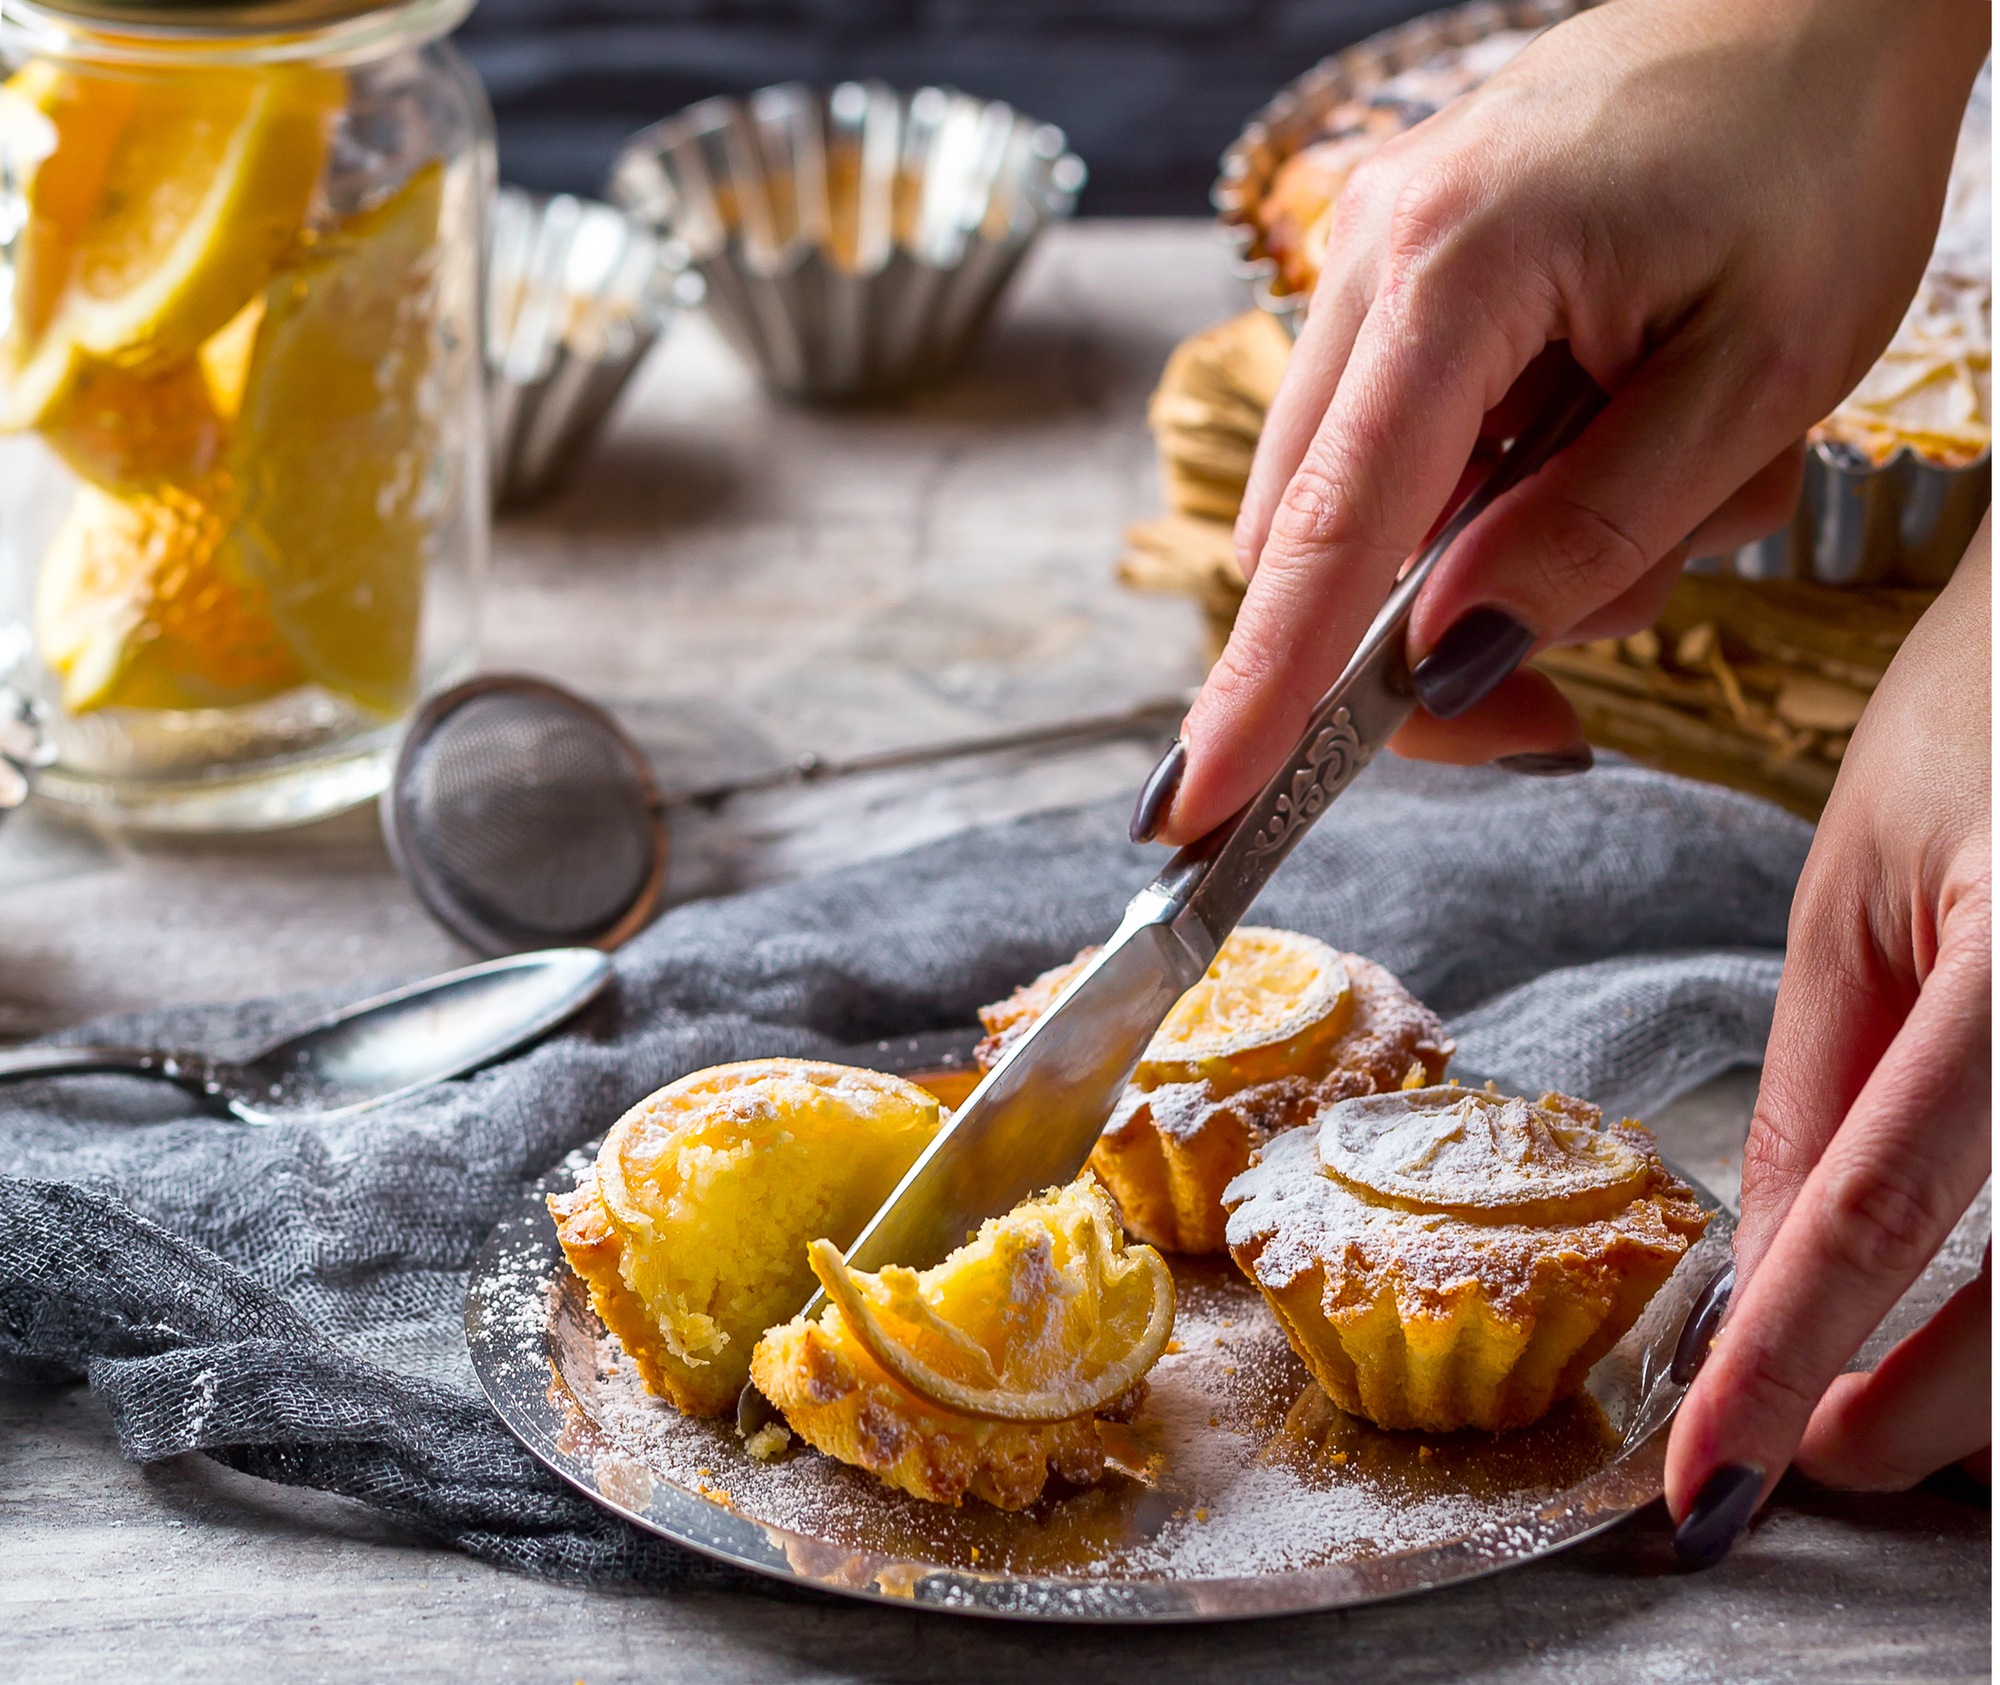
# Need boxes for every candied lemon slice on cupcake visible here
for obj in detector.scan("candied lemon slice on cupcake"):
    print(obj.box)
[548,1059,942,1417]
[976,928,1450,1254]
[1136,926,1352,1091]
[752,1180,1173,1508]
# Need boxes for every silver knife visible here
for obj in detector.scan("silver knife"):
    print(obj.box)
[740,376,1606,1429]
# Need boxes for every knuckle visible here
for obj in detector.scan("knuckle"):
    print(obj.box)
[1383,163,1474,267]
[1270,461,1344,544]
[1739,1104,1813,1207]
[1264,461,1398,566]
[1523,496,1652,607]
[1819,1154,1950,1283]
[1743,324,1825,425]
[1725,1336,1826,1428]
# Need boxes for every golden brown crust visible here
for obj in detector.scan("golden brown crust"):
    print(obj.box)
[751,1309,1135,1510]
[974,947,1096,1067]
[547,1171,682,1405]
[1222,1098,1710,1432]
[1074,951,1452,1253]
[1256,121,1392,294]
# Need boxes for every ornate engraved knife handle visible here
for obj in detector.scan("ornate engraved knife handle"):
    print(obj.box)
[1153,373,1610,958]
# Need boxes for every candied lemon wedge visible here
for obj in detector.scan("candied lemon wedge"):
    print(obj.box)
[46,65,341,374]
[226,161,447,715]
[550,1059,943,1417]
[34,476,305,713]
[803,1179,1176,1424]
[1136,925,1352,1091]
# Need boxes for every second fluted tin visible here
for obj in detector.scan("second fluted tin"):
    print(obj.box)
[608,81,1086,400]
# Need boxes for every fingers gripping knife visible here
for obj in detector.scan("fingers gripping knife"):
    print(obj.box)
[739,378,1607,1429]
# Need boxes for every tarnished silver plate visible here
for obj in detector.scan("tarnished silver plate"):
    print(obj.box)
[466,1045,1733,1622]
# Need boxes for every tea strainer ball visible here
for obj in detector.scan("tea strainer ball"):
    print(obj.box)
[383,674,667,956]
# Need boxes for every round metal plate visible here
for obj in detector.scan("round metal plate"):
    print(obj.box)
[467,1055,1734,1623]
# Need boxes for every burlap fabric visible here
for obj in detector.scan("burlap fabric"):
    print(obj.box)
[0,755,1813,1582]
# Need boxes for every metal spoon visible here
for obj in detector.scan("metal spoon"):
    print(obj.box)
[0,949,612,1123]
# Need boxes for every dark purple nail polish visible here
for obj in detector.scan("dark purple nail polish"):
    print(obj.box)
[1671,1260,1736,1386]
[1495,745,1595,778]
[1674,1463,1764,1568]
[1129,738,1187,845]
[1411,607,1537,720]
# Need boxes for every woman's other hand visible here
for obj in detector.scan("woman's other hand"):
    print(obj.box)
[1664,520,1991,1560]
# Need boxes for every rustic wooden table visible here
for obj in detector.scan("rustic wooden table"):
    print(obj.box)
[0,221,1987,1683]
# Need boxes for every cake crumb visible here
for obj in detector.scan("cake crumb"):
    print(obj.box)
[744,1423,792,1462]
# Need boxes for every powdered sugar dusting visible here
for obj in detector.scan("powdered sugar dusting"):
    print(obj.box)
[507,1244,1634,1585]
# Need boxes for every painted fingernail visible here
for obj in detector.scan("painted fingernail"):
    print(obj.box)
[1671,1259,1736,1385]
[1129,738,1187,845]
[1495,745,1595,778]
[1411,607,1536,720]
[1673,1463,1764,1568]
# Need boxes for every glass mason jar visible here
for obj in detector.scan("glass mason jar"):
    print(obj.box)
[0,0,490,829]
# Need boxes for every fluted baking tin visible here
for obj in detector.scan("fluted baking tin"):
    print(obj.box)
[609,81,1086,400]
[485,188,704,507]
[1720,439,1991,587]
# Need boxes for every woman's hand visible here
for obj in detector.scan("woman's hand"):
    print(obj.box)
[1665,523,1991,1561]
[1149,0,1987,842]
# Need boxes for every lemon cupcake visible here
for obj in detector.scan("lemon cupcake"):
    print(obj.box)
[547,1059,942,1416]
[1223,1086,1708,1433]
[751,1179,1174,1509]
[978,928,1451,1254]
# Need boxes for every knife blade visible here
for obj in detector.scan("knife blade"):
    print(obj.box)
[738,374,1607,1430]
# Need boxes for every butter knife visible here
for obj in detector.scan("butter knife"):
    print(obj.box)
[740,376,1606,1430]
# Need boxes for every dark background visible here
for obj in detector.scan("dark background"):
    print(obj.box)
[455,0,1440,213]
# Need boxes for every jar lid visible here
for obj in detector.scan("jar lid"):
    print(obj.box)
[4,0,427,35]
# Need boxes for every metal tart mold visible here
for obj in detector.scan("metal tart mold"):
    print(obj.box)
[1713,439,1991,588]
[485,187,705,507]
[607,80,1086,401]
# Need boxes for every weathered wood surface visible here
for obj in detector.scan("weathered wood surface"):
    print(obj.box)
[0,221,1986,1681]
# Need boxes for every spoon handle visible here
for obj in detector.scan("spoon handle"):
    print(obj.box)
[0,1044,214,1093]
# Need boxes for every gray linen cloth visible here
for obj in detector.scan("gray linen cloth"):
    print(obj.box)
[0,755,1812,1583]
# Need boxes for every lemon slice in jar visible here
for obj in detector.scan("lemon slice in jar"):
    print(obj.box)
[50,65,341,374]
[1135,926,1353,1091]
[804,1179,1176,1424]
[34,475,305,713]
[0,62,136,428]
[225,161,449,716]
[36,296,264,493]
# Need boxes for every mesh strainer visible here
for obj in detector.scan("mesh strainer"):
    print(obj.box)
[385,672,1189,956]
[383,675,668,957]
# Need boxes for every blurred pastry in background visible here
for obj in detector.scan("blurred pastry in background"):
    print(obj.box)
[1252,31,1538,298]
